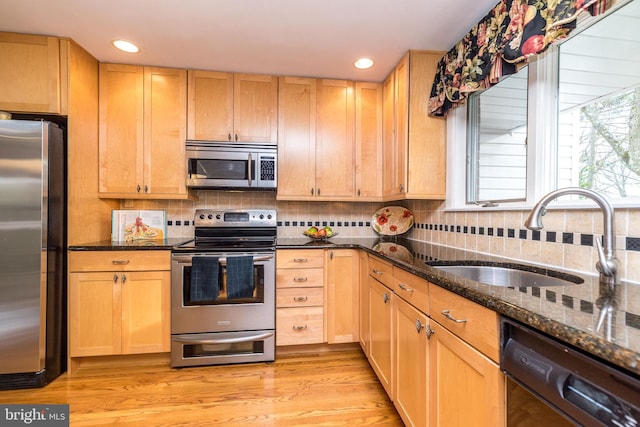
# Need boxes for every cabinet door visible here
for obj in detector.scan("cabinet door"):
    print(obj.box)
[429,320,506,427]
[277,76,317,198]
[382,72,395,198]
[394,297,428,427]
[315,79,354,198]
[325,249,359,344]
[69,272,122,357]
[233,74,278,143]
[144,67,187,196]
[0,32,61,113]
[98,63,144,195]
[394,53,409,196]
[121,271,171,354]
[368,276,394,398]
[354,82,382,200]
[406,51,447,199]
[187,70,233,141]
[358,251,370,355]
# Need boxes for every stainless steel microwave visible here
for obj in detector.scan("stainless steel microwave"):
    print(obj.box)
[186,142,277,189]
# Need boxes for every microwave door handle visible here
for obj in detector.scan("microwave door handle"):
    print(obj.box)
[247,153,252,187]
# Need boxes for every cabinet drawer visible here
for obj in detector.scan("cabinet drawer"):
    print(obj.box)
[277,249,324,269]
[368,255,394,288]
[277,287,323,308]
[276,306,324,345]
[429,284,499,363]
[393,267,429,315]
[276,268,324,288]
[68,251,171,272]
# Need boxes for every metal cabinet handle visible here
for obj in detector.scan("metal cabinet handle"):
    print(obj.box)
[113,274,118,283]
[293,296,308,302]
[425,324,435,339]
[441,309,467,323]
[317,188,320,196]
[383,292,390,304]
[111,260,130,265]
[136,184,141,193]
[398,283,414,293]
[311,188,314,196]
[228,133,232,141]
[235,133,238,141]
[144,185,148,193]
[121,273,126,284]
[293,258,308,263]
[293,325,308,331]
[415,319,424,333]
[372,268,384,275]
[293,277,308,282]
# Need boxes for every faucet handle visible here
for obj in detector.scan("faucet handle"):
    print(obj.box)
[595,236,616,277]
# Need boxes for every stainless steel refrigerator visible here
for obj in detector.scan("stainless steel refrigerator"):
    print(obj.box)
[0,118,66,390]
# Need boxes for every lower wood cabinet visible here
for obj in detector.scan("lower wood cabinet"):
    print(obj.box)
[276,249,325,345]
[368,274,394,397]
[429,320,505,427]
[68,251,171,357]
[394,296,429,427]
[325,249,359,344]
[360,255,506,427]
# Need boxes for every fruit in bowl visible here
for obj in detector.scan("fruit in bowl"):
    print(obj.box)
[304,225,335,240]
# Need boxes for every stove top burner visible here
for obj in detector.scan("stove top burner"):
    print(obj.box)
[174,209,277,253]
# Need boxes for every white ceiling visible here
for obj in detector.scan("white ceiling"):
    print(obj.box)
[0,0,498,82]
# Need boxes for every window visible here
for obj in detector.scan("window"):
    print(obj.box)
[467,67,529,204]
[453,0,640,209]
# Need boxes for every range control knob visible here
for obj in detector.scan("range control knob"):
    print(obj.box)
[267,214,272,220]
[259,214,265,219]
[207,214,213,220]
[199,214,206,220]
[216,214,222,220]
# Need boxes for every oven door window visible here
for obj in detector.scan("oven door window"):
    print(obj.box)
[188,158,255,181]
[182,259,265,306]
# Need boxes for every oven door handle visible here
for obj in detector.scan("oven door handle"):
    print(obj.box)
[173,332,274,345]
[173,254,274,265]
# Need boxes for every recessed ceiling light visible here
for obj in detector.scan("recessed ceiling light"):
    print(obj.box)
[112,39,140,54]
[354,57,374,70]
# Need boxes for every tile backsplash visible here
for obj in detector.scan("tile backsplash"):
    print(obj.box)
[123,191,639,285]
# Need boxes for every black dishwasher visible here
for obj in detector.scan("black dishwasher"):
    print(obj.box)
[501,318,639,427]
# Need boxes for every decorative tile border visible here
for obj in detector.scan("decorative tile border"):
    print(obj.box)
[416,222,640,251]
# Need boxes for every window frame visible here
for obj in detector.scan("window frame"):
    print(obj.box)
[446,0,640,211]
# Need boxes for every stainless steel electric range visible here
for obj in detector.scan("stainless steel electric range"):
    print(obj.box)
[170,209,276,367]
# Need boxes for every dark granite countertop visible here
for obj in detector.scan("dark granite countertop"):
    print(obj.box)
[69,238,191,251]
[70,236,640,376]
[279,236,640,376]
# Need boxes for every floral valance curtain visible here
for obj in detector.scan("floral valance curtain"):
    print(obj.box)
[428,0,610,117]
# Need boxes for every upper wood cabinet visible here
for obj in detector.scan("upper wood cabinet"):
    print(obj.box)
[0,32,65,114]
[277,76,317,198]
[354,82,383,199]
[383,50,446,200]
[187,70,277,143]
[315,79,355,198]
[277,78,356,200]
[99,64,189,199]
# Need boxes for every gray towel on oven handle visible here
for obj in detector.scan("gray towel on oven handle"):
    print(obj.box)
[190,256,220,302]
[226,255,254,299]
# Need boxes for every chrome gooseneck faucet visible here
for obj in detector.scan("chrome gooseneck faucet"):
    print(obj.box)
[524,187,618,287]
[525,187,619,340]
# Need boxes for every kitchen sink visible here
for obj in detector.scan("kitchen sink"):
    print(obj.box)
[430,264,584,288]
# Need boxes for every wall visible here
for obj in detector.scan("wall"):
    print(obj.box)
[405,200,640,285]
[125,191,391,240]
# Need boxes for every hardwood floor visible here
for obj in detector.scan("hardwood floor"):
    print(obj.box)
[0,349,402,426]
